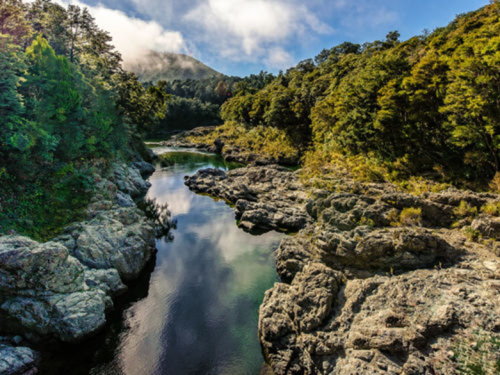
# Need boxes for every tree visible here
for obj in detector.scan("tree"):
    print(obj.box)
[0,0,32,45]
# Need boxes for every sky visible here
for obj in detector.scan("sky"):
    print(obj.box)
[49,0,489,77]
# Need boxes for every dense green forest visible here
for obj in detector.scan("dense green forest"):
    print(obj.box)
[148,72,275,137]
[195,2,499,190]
[0,0,168,239]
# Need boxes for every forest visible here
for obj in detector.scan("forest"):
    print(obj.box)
[202,2,499,190]
[0,0,498,239]
[0,0,168,239]
[147,72,275,137]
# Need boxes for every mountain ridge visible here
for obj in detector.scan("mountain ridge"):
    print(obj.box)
[125,51,225,82]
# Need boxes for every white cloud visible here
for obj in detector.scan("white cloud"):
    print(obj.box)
[264,47,294,70]
[55,0,187,65]
[89,5,186,65]
[183,0,333,69]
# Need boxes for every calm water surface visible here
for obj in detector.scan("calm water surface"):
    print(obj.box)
[42,148,283,375]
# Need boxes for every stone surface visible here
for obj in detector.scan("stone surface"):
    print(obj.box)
[184,162,499,374]
[0,341,38,375]
[259,262,499,375]
[472,215,500,240]
[0,161,161,356]
[185,166,311,233]
[68,208,155,281]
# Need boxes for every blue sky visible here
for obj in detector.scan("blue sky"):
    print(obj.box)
[57,0,489,77]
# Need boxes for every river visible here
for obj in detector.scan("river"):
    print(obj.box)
[41,148,283,375]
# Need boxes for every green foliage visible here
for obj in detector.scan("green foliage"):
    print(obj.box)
[453,330,500,374]
[454,201,479,218]
[187,121,299,162]
[481,201,500,216]
[147,71,276,136]
[0,0,168,238]
[398,207,423,227]
[219,3,499,188]
[151,96,221,136]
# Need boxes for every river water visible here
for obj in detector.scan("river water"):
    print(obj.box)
[41,148,283,375]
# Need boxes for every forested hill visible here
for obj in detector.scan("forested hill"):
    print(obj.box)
[0,0,168,239]
[126,51,224,83]
[198,2,499,190]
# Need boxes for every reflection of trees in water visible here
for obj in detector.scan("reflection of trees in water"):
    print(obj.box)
[159,152,242,171]
[138,197,176,239]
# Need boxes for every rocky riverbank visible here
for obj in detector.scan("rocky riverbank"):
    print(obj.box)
[0,160,166,374]
[185,164,500,374]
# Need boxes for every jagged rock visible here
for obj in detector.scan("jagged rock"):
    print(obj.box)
[131,161,155,178]
[113,163,151,198]
[0,237,84,295]
[116,190,135,208]
[471,215,500,240]
[0,291,107,342]
[0,160,161,355]
[259,265,499,375]
[84,269,127,296]
[185,166,311,233]
[0,342,38,375]
[259,263,342,375]
[332,228,456,271]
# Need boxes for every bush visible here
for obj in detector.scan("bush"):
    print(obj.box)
[398,207,423,227]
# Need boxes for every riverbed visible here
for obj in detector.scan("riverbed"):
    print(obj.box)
[41,148,283,375]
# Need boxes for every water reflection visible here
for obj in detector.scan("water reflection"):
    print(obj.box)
[97,151,282,375]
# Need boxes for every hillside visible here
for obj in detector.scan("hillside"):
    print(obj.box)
[190,2,499,189]
[125,51,225,82]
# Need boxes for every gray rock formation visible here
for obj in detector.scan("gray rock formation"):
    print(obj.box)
[184,163,499,374]
[185,166,311,233]
[0,337,38,375]
[259,181,500,374]
[0,161,162,370]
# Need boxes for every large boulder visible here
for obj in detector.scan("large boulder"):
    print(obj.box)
[68,208,155,281]
[0,237,84,295]
[0,342,38,375]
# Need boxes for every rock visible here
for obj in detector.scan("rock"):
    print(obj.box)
[259,266,499,375]
[84,269,127,296]
[116,191,135,208]
[336,228,456,271]
[131,161,155,178]
[0,343,38,375]
[185,166,311,233]
[471,216,500,240]
[0,160,159,349]
[0,237,85,295]
[113,163,151,198]
[0,291,107,342]
[259,263,342,375]
[249,169,499,374]
[69,208,155,281]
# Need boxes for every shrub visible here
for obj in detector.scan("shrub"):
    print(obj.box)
[399,207,423,227]
[454,201,479,218]
[481,201,500,217]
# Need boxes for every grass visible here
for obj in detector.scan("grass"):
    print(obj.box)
[453,331,500,375]
[186,121,300,162]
